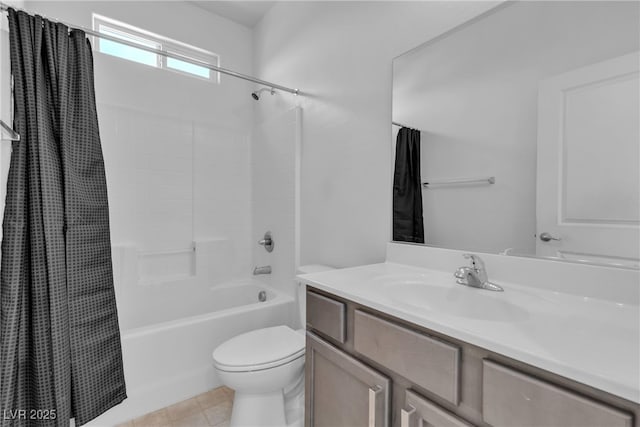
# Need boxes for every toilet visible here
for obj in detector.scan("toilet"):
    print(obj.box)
[212,264,334,427]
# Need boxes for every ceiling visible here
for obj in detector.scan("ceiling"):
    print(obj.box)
[190,1,277,28]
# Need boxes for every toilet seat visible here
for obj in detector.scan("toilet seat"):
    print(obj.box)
[213,325,305,372]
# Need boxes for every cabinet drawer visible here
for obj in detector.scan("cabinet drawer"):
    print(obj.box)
[401,389,472,427]
[306,291,346,343]
[482,360,633,427]
[353,310,460,405]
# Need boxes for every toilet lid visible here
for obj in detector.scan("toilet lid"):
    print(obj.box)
[213,325,305,372]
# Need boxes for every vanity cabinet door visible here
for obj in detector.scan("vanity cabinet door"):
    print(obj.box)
[401,390,473,427]
[306,332,390,427]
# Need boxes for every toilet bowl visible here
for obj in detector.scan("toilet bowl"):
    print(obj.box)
[212,264,334,427]
[213,326,305,426]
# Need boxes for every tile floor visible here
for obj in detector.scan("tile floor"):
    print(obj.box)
[117,386,234,427]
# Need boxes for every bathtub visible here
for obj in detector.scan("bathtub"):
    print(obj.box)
[89,279,296,426]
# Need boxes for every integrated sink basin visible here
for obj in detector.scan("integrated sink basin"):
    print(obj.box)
[373,274,529,322]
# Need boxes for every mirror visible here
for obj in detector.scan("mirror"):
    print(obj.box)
[392,1,640,268]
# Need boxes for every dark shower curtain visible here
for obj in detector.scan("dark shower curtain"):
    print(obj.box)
[393,127,424,243]
[0,9,126,426]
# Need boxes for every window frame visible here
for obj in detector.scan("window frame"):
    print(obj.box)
[92,14,220,83]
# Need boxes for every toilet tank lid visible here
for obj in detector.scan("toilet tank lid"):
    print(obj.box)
[298,264,335,274]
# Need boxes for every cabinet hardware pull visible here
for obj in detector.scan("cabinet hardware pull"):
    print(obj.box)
[401,406,417,427]
[368,385,383,427]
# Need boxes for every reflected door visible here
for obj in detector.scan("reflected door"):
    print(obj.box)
[536,52,640,267]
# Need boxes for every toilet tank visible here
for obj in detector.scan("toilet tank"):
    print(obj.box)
[297,264,335,329]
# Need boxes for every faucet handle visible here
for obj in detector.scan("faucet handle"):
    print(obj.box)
[454,266,471,285]
[462,253,488,283]
[457,254,503,292]
[454,266,469,279]
[462,253,484,270]
[258,231,274,252]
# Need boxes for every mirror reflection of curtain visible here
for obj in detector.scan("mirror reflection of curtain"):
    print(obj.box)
[393,127,424,243]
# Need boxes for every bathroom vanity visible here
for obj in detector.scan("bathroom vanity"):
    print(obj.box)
[301,2,640,425]
[299,245,640,427]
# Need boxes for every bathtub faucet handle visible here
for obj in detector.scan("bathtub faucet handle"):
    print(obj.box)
[258,231,274,252]
[253,265,272,275]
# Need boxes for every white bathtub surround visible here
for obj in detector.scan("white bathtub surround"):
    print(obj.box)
[298,243,640,403]
[112,239,249,330]
[251,107,302,298]
[88,281,295,426]
[24,1,256,283]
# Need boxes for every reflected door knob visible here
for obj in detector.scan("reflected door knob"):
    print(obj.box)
[539,232,561,242]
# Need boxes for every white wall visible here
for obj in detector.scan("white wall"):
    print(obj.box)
[393,1,640,255]
[24,1,254,308]
[252,1,500,268]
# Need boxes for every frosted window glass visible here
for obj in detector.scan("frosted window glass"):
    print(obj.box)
[98,26,159,67]
[166,57,210,79]
[94,16,218,83]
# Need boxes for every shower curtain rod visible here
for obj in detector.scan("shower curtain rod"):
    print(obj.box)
[0,3,301,96]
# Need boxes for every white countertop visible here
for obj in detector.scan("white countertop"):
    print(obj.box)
[298,261,640,403]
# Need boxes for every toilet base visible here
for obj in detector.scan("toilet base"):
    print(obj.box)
[230,390,286,427]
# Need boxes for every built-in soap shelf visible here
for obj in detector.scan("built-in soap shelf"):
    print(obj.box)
[111,238,234,288]
[137,244,196,286]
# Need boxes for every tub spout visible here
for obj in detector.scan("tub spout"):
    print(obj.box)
[253,265,272,275]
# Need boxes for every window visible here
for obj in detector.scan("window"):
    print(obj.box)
[93,14,220,82]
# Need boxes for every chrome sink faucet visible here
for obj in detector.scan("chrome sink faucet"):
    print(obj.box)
[454,254,503,292]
